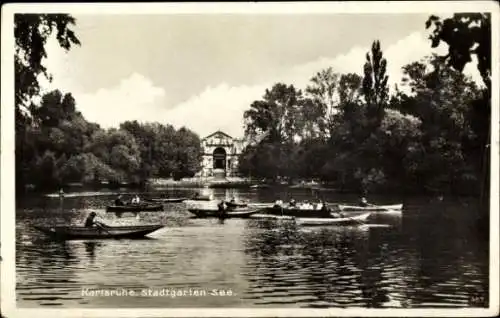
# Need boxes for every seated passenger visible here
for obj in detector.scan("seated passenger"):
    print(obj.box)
[274,200,283,208]
[114,195,124,206]
[359,197,370,207]
[321,201,329,212]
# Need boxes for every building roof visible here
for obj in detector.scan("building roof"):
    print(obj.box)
[202,130,234,141]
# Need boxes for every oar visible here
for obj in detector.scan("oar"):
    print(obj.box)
[94,221,112,234]
[339,212,368,226]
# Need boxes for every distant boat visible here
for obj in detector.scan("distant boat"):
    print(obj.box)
[106,204,164,213]
[33,224,164,240]
[45,191,118,198]
[260,206,333,218]
[145,197,187,203]
[337,204,403,212]
[250,184,270,189]
[250,214,295,220]
[289,181,322,189]
[189,195,213,201]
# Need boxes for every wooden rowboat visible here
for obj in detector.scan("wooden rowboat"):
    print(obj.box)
[106,204,164,213]
[145,197,187,203]
[33,224,164,240]
[189,195,213,201]
[188,208,260,218]
[337,204,403,212]
[295,213,371,226]
[261,206,333,218]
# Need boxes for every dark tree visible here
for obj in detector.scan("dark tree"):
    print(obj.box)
[362,40,389,126]
[426,13,491,91]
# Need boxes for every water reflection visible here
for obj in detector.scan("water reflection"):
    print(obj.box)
[84,242,100,262]
[15,188,488,308]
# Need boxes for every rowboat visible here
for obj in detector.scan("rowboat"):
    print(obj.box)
[295,213,371,226]
[250,184,270,189]
[189,195,213,201]
[225,201,248,208]
[106,204,164,213]
[260,206,333,218]
[337,204,403,212]
[250,213,295,220]
[145,197,187,203]
[188,208,260,218]
[33,224,164,240]
[46,191,117,198]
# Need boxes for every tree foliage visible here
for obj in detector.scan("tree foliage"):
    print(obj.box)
[239,38,489,195]
[426,13,491,91]
[15,14,80,116]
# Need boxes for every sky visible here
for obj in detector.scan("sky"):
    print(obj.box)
[40,12,482,138]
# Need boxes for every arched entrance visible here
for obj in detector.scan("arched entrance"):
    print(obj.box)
[213,147,227,170]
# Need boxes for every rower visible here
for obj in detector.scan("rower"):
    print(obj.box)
[217,200,227,219]
[84,212,108,228]
[321,200,329,212]
[115,195,125,206]
[289,199,297,207]
[274,199,283,208]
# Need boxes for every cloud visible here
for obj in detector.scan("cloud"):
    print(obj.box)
[41,30,483,138]
[162,83,268,138]
[76,73,166,127]
[160,31,482,138]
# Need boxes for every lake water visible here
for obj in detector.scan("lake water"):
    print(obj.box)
[16,187,489,308]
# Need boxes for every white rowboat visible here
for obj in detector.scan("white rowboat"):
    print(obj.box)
[295,213,371,226]
[337,204,403,212]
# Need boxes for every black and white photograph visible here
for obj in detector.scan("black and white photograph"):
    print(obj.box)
[1,2,498,317]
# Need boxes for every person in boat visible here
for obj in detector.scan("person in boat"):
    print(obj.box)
[58,188,65,198]
[230,197,236,203]
[289,199,297,207]
[131,195,141,204]
[301,200,312,210]
[273,199,283,208]
[84,212,107,228]
[217,200,227,219]
[320,200,329,212]
[359,197,372,207]
[114,195,125,206]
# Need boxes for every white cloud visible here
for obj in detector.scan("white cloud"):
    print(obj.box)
[41,31,484,138]
[76,73,166,127]
[163,83,268,138]
[160,31,482,138]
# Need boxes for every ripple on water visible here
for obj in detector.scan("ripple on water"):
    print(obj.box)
[16,193,489,308]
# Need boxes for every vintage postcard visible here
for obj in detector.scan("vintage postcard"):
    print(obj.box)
[1,1,499,317]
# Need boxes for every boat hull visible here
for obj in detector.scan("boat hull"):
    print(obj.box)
[261,206,333,218]
[106,204,164,213]
[296,213,371,226]
[146,198,187,203]
[33,225,164,240]
[250,214,295,220]
[188,209,259,218]
[337,204,403,212]
[225,201,248,208]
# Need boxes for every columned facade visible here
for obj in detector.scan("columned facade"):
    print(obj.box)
[200,131,245,178]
